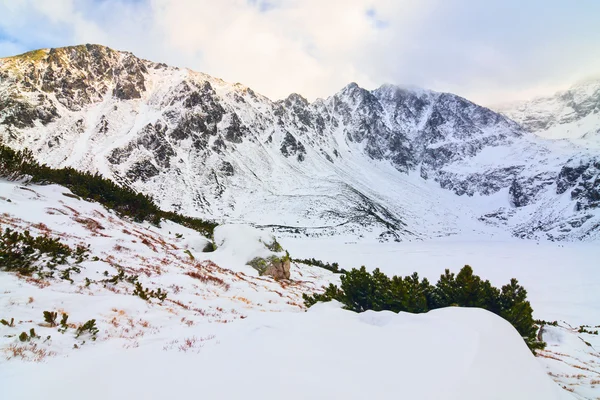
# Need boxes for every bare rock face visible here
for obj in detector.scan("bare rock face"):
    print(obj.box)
[247,255,291,280]
[262,257,291,280]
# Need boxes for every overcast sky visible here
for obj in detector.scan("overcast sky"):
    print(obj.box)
[1,0,599,105]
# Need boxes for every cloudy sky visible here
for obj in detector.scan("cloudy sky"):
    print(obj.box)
[1,0,599,105]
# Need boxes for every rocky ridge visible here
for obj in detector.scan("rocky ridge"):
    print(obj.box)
[0,44,598,241]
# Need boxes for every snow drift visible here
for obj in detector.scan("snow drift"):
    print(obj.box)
[3,303,571,400]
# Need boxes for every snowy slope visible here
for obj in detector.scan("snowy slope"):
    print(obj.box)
[4,304,572,400]
[0,179,597,398]
[0,45,598,242]
[0,177,336,360]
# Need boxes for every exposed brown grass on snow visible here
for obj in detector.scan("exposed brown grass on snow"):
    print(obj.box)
[4,343,56,362]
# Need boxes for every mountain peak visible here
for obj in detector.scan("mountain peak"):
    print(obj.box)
[0,44,598,242]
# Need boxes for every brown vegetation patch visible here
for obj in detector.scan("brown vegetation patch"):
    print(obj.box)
[185,270,230,290]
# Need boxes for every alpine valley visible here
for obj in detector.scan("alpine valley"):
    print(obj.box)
[1,44,600,400]
[1,44,598,243]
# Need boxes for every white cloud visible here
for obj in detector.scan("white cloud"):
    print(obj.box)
[1,0,599,105]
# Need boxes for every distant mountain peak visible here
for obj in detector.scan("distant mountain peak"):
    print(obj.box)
[496,76,600,141]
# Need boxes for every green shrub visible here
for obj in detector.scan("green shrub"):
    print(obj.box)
[1,317,15,327]
[293,257,341,273]
[133,281,167,302]
[0,227,88,279]
[76,319,99,339]
[264,238,283,252]
[43,311,58,327]
[101,267,138,285]
[303,265,545,352]
[184,249,195,260]
[578,326,599,335]
[0,144,217,236]
[58,313,69,333]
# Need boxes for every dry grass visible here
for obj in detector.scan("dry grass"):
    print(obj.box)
[17,186,38,195]
[21,275,51,288]
[4,343,56,362]
[176,335,216,352]
[45,207,68,216]
[62,205,81,216]
[233,296,252,305]
[74,216,108,236]
[185,270,230,290]
[170,284,182,294]
[140,238,158,252]
[180,317,194,327]
[32,222,52,234]
[0,213,21,228]
[166,298,190,310]
[113,244,129,252]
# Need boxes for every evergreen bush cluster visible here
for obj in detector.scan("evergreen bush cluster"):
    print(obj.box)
[303,265,545,351]
[0,144,217,236]
[263,238,283,252]
[75,319,99,339]
[578,326,599,335]
[0,228,88,280]
[293,257,342,273]
[133,281,167,302]
[101,267,138,286]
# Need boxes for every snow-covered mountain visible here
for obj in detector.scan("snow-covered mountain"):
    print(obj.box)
[496,77,600,144]
[1,44,598,241]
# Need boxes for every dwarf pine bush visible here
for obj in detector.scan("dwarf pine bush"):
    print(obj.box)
[133,282,167,302]
[0,228,88,279]
[43,311,58,327]
[0,144,217,236]
[76,319,99,339]
[303,265,544,352]
[58,313,69,333]
[293,257,342,273]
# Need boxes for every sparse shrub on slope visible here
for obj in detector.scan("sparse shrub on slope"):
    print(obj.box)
[0,228,88,280]
[292,257,342,273]
[303,265,544,351]
[0,144,217,236]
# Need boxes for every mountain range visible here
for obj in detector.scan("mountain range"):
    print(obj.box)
[0,44,598,241]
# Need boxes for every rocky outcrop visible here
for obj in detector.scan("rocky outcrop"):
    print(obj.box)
[247,255,291,280]
[262,256,291,280]
[280,131,306,161]
[509,173,555,208]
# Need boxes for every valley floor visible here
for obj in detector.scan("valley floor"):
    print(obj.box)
[281,236,600,399]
